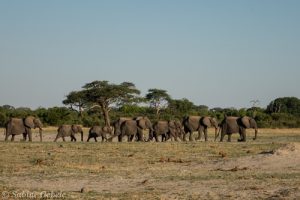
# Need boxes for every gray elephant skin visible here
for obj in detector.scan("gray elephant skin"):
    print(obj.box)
[110,116,153,142]
[217,116,258,142]
[119,120,143,142]
[150,120,184,142]
[87,126,111,142]
[54,125,83,142]
[5,116,43,142]
[182,116,218,141]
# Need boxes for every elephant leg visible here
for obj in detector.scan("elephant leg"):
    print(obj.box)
[133,134,138,142]
[189,132,193,141]
[87,136,90,142]
[11,134,15,141]
[183,132,187,141]
[204,128,208,142]
[95,137,98,142]
[220,133,225,142]
[26,128,32,142]
[54,136,58,142]
[238,129,246,142]
[155,134,159,142]
[162,134,167,142]
[196,128,202,141]
[22,133,27,141]
[118,135,123,142]
[227,134,232,142]
[62,136,66,142]
[103,134,108,142]
[5,134,9,141]
[72,134,77,142]
[137,129,144,142]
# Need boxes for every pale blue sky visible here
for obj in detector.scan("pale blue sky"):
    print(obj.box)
[0,0,299,109]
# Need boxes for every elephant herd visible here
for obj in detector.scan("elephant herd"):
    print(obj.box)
[4,115,258,143]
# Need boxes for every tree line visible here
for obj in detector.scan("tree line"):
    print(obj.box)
[1,80,300,128]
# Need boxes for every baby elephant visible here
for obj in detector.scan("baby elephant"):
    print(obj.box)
[54,125,83,142]
[87,126,111,142]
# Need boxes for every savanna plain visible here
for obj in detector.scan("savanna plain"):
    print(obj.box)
[0,128,299,199]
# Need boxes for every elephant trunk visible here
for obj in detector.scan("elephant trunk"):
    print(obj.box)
[215,126,221,141]
[147,130,154,142]
[214,126,218,141]
[253,128,258,140]
[81,131,84,142]
[39,128,43,142]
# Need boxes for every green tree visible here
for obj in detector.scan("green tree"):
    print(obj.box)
[81,80,140,127]
[44,107,73,126]
[167,98,195,117]
[267,97,300,116]
[63,90,86,118]
[145,88,171,120]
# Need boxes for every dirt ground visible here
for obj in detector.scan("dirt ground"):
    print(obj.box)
[0,128,299,199]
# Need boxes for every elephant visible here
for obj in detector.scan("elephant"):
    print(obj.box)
[109,116,153,142]
[149,120,184,142]
[119,120,144,142]
[168,120,185,141]
[54,125,83,142]
[216,116,258,142]
[182,116,218,141]
[5,116,43,142]
[87,126,111,142]
[112,117,133,137]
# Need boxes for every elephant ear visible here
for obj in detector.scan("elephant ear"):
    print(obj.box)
[241,117,251,128]
[202,117,211,127]
[24,116,35,128]
[33,118,43,128]
[145,117,152,128]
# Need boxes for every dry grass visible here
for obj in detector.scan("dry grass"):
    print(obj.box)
[0,128,299,199]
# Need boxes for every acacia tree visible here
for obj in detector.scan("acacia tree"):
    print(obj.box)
[81,80,140,127]
[145,88,171,119]
[63,90,86,118]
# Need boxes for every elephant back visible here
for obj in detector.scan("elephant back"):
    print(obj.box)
[72,125,83,133]
[188,116,201,123]
[154,121,169,132]
[24,116,35,128]
[187,116,201,130]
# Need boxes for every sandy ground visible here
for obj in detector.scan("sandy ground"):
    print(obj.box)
[0,128,299,199]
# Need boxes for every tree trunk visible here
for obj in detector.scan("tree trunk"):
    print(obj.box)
[102,109,110,127]
[100,102,112,133]
[156,107,160,120]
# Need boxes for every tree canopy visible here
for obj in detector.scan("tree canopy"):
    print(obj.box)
[64,80,141,127]
[145,88,171,119]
